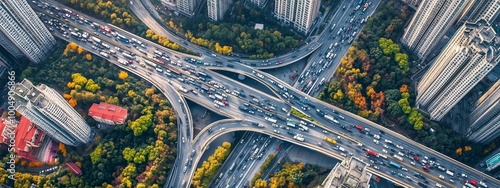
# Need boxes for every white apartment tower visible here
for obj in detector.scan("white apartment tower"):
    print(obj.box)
[177,0,201,17]
[250,0,268,8]
[274,0,320,34]
[416,19,500,121]
[13,79,92,146]
[460,0,500,23]
[466,80,500,144]
[0,0,56,64]
[207,0,231,21]
[402,0,472,59]
[402,0,422,7]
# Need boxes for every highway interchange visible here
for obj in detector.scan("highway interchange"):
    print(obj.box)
[32,0,500,187]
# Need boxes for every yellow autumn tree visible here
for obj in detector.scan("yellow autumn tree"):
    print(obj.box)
[63,94,72,100]
[464,146,472,151]
[67,82,76,89]
[77,46,85,54]
[58,143,67,157]
[68,98,77,107]
[75,161,82,168]
[85,54,92,61]
[118,71,129,80]
[456,147,463,155]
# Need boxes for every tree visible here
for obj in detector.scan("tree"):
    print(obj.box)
[77,46,85,54]
[86,53,92,61]
[118,71,129,80]
[378,38,400,55]
[68,98,77,107]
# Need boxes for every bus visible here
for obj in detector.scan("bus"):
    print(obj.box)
[117,34,129,43]
[167,67,181,75]
[91,36,101,44]
[70,32,80,38]
[122,52,135,60]
[324,137,337,145]
[144,59,157,68]
[389,161,402,169]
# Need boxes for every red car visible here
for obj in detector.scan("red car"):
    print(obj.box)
[356,125,363,131]
[413,156,419,161]
[422,166,429,172]
[221,100,229,106]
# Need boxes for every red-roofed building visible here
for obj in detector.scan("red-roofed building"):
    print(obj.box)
[66,162,82,175]
[0,117,55,162]
[88,102,128,125]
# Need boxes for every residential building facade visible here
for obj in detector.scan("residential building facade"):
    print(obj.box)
[176,0,201,17]
[402,0,421,7]
[402,0,472,59]
[466,80,500,144]
[274,0,320,34]
[13,79,92,146]
[0,0,56,64]
[207,0,231,21]
[416,19,500,121]
[459,0,500,24]
[250,0,268,8]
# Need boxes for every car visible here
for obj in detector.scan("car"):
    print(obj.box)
[396,144,404,149]
[323,130,329,134]
[384,139,392,144]
[273,130,280,134]
[340,153,347,157]
[382,149,387,153]
[383,144,389,148]
[373,139,379,144]
[449,179,455,183]
[374,166,380,170]
[338,115,344,119]
[439,175,444,179]
[182,137,185,143]
[272,123,279,127]
[410,161,416,165]
[402,168,408,171]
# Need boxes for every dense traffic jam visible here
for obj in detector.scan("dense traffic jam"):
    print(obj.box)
[34,1,491,187]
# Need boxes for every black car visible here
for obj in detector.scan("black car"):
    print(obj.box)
[287,131,294,135]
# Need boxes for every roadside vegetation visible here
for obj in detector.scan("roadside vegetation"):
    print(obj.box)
[59,0,197,55]
[290,108,321,125]
[192,142,232,188]
[251,154,276,185]
[0,41,178,187]
[318,0,494,165]
[162,3,301,58]
[253,162,330,188]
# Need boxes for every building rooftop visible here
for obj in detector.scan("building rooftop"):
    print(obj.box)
[88,102,128,124]
[15,117,45,161]
[66,162,82,175]
[321,157,372,188]
[255,23,264,30]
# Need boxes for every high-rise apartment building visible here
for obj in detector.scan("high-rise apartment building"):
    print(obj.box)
[250,0,268,8]
[416,19,500,121]
[13,79,92,146]
[274,0,320,34]
[207,0,231,21]
[176,0,201,17]
[466,81,500,144]
[402,0,472,59]
[459,0,500,24]
[0,0,56,64]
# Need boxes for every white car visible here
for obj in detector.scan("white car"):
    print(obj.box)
[384,139,392,144]
[272,123,279,127]
[439,175,445,179]
[338,115,345,119]
[401,168,408,171]
[182,137,185,143]
[383,144,389,148]
[340,153,347,157]
[410,161,416,166]
[273,130,280,134]
[396,144,404,149]
[373,166,380,170]
[323,130,329,134]
[373,134,380,139]
[373,139,379,144]
[382,149,388,153]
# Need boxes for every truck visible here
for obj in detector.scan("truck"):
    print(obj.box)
[324,114,334,121]
[118,59,128,65]
[91,36,101,44]
[366,150,379,157]
[99,52,109,58]
[298,124,308,131]
[122,52,135,60]
[250,149,259,160]
[178,86,188,93]
[286,121,296,128]
[229,162,236,171]
[393,154,403,162]
[389,161,402,169]
[265,117,277,123]
[293,135,304,142]
[445,170,454,176]
[324,137,337,145]
[214,94,224,100]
